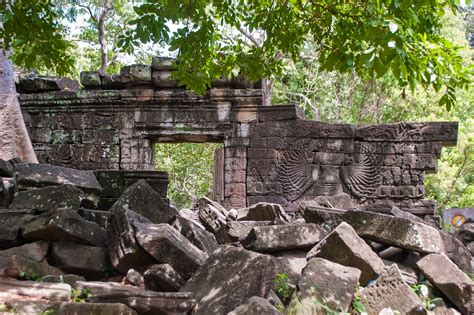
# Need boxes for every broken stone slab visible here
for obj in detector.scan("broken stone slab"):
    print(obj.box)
[228,296,280,315]
[9,184,85,212]
[46,302,137,315]
[381,259,419,286]
[75,208,111,229]
[416,253,474,314]
[3,254,63,278]
[360,264,426,314]
[88,291,196,315]
[50,242,111,280]
[197,197,230,243]
[227,220,272,242]
[307,222,385,286]
[80,71,102,89]
[0,278,71,301]
[107,207,155,273]
[341,210,472,272]
[300,204,345,228]
[143,264,186,292]
[74,281,138,296]
[16,75,79,93]
[242,223,327,253]
[170,216,219,255]
[236,202,291,222]
[289,257,361,313]
[22,208,107,247]
[110,179,175,224]
[391,206,432,225]
[180,245,293,315]
[135,223,208,279]
[0,241,49,267]
[14,163,102,194]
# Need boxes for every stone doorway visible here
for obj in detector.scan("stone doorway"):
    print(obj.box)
[154,142,224,209]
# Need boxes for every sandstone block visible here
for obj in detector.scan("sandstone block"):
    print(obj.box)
[80,71,102,89]
[228,296,280,315]
[0,278,71,301]
[46,302,137,315]
[143,264,186,292]
[236,202,290,222]
[171,216,219,255]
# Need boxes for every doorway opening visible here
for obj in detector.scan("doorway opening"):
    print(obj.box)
[154,142,224,210]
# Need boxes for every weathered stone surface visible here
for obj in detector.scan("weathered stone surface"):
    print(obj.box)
[3,254,62,278]
[75,208,111,229]
[416,253,473,314]
[102,74,125,90]
[22,208,107,247]
[74,281,137,295]
[135,223,208,279]
[143,264,186,292]
[14,163,102,194]
[88,291,196,315]
[307,222,385,285]
[360,264,426,314]
[124,268,144,288]
[0,240,49,265]
[0,278,71,301]
[110,179,174,224]
[236,202,290,222]
[301,204,345,227]
[152,70,179,88]
[151,57,176,70]
[46,302,138,315]
[0,158,20,177]
[107,207,155,273]
[197,197,229,242]
[17,75,79,93]
[120,64,152,86]
[382,259,419,285]
[170,216,219,255]
[9,184,85,212]
[459,223,474,244]
[50,242,110,279]
[242,223,327,252]
[342,210,446,253]
[41,274,85,286]
[391,206,430,225]
[228,296,280,315]
[180,245,289,315]
[3,300,52,314]
[0,211,33,248]
[227,220,272,242]
[0,178,16,208]
[341,210,472,272]
[80,71,102,88]
[289,258,361,314]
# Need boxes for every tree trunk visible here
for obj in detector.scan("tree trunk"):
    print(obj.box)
[0,48,38,162]
[262,78,273,106]
[98,0,112,74]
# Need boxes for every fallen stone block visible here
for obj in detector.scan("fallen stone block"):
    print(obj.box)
[3,254,62,279]
[236,202,290,222]
[121,64,152,87]
[143,264,186,292]
[171,216,219,255]
[75,208,111,229]
[197,197,228,237]
[110,179,175,224]
[124,269,144,288]
[107,207,155,273]
[14,163,102,194]
[9,184,85,212]
[0,178,15,208]
[227,220,272,242]
[0,278,71,301]
[74,281,137,296]
[135,223,208,279]
[360,264,426,314]
[228,296,280,315]
[289,257,361,313]
[242,223,327,252]
[3,300,52,314]
[180,245,293,315]
[17,75,79,93]
[458,223,474,244]
[341,210,472,272]
[300,204,345,228]
[80,71,101,89]
[0,158,21,177]
[46,302,137,315]
[88,291,196,315]
[50,242,111,280]
[307,222,385,285]
[101,74,125,89]
[22,208,107,247]
[0,211,34,249]
[416,253,473,314]
[0,240,49,265]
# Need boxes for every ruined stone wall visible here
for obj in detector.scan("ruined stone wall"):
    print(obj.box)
[18,70,457,214]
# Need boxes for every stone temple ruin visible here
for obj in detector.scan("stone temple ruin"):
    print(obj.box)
[18,61,457,214]
[0,60,471,314]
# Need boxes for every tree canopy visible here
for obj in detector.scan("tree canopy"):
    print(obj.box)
[0,0,472,109]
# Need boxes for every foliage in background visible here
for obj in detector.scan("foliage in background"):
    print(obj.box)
[273,10,473,210]
[154,142,222,209]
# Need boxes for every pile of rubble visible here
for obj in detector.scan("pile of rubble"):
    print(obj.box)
[0,158,472,314]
